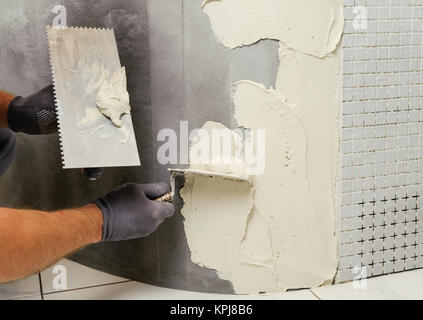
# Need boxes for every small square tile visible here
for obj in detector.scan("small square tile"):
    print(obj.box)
[340,0,423,284]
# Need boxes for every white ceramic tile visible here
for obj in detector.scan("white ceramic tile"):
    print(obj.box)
[313,268,423,300]
[0,275,41,300]
[43,281,317,300]
[40,259,128,294]
[10,295,42,300]
[340,0,423,283]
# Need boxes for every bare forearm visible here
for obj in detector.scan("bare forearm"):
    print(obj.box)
[0,204,103,283]
[0,90,15,129]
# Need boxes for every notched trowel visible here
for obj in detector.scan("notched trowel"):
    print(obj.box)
[47,26,141,169]
[155,169,251,203]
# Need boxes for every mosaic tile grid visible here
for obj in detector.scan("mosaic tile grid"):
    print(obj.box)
[338,0,423,283]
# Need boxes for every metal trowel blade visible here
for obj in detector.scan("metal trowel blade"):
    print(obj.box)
[155,169,250,203]
[47,26,141,169]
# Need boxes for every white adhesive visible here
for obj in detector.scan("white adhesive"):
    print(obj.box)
[181,173,255,284]
[78,106,103,126]
[189,121,248,177]
[96,66,131,127]
[118,122,130,144]
[180,0,343,293]
[202,0,343,57]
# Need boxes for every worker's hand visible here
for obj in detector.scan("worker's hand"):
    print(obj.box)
[0,129,16,177]
[8,85,57,135]
[83,168,105,181]
[93,182,175,242]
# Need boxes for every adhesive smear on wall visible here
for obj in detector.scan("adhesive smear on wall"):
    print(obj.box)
[181,0,344,293]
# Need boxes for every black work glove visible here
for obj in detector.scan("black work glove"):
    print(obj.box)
[8,85,57,135]
[83,168,105,181]
[0,129,16,177]
[94,182,175,242]
[8,86,104,181]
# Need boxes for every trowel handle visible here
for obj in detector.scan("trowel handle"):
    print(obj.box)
[82,168,104,181]
[154,192,173,203]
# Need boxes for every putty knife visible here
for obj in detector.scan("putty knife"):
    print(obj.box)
[47,26,141,169]
[155,169,250,203]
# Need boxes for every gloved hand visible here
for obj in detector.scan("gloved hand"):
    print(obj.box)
[0,129,16,177]
[8,86,104,180]
[8,85,57,135]
[94,182,175,241]
[83,168,105,181]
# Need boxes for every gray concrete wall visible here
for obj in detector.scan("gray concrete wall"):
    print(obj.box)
[0,0,278,293]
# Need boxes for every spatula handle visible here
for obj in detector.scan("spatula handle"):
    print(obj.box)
[154,192,173,203]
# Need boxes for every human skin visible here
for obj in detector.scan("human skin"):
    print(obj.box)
[0,204,103,283]
[0,90,174,283]
[0,91,103,283]
[0,90,14,129]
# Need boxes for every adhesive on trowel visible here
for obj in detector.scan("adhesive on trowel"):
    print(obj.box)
[155,169,250,202]
[47,26,140,169]
[96,66,131,128]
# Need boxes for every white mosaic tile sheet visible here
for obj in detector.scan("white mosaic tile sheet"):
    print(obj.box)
[338,0,423,283]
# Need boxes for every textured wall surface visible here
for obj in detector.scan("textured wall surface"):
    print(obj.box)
[0,0,278,293]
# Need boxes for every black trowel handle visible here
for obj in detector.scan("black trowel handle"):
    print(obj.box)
[82,168,105,181]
